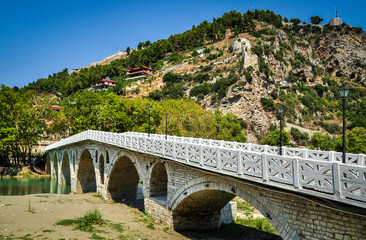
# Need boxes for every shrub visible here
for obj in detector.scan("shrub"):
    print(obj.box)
[290,127,309,146]
[311,132,334,151]
[260,98,276,112]
[261,129,290,147]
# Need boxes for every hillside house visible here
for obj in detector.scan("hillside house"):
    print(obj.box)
[126,66,154,80]
[50,105,63,111]
[91,77,117,91]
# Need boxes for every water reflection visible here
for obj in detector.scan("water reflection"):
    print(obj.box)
[0,177,71,195]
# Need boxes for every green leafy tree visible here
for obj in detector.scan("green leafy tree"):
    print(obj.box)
[290,18,301,26]
[335,127,366,154]
[126,47,131,55]
[311,132,334,151]
[284,17,289,23]
[310,16,323,25]
[261,129,290,147]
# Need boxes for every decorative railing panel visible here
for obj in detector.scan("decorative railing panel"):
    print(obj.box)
[220,149,238,173]
[202,146,217,168]
[241,153,262,178]
[187,144,200,164]
[267,155,293,185]
[299,160,333,193]
[340,165,366,202]
[45,130,366,209]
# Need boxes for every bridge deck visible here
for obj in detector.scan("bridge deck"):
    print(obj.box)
[45,130,366,210]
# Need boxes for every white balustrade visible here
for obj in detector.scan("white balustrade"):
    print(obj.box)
[45,130,366,208]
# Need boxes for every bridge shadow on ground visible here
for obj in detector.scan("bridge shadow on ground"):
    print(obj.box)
[178,223,282,240]
[114,199,145,212]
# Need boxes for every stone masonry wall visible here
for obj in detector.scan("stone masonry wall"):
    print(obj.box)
[219,201,237,226]
[164,161,366,240]
[145,198,173,227]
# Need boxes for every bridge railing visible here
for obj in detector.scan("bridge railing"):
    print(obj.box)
[45,130,366,208]
[124,132,366,166]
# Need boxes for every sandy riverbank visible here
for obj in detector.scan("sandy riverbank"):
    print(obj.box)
[0,194,280,240]
[0,193,188,240]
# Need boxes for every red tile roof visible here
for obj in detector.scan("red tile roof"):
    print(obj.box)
[50,105,63,111]
[128,66,153,72]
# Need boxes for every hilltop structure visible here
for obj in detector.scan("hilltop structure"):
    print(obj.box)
[328,10,342,26]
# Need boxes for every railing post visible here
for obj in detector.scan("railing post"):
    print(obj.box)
[302,148,308,160]
[292,158,301,189]
[216,148,221,171]
[261,153,268,182]
[144,137,147,153]
[162,139,165,156]
[173,140,176,159]
[237,150,242,175]
[329,151,335,163]
[332,162,342,199]
[247,143,252,152]
[358,154,365,166]
[200,144,203,166]
[185,143,189,163]
[282,146,287,156]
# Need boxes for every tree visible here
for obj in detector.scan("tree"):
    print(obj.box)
[261,129,290,147]
[191,50,199,57]
[126,47,131,55]
[311,132,334,151]
[137,42,144,50]
[290,18,301,26]
[335,127,366,154]
[310,16,323,25]
[284,17,289,23]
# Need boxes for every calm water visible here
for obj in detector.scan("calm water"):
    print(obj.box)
[0,177,71,196]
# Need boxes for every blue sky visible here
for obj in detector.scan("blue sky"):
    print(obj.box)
[0,0,365,88]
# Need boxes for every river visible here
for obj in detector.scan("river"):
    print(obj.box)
[0,177,71,195]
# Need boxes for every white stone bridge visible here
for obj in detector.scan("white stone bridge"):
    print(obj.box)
[45,130,366,240]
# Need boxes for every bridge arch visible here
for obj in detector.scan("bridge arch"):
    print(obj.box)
[76,149,96,193]
[169,175,286,235]
[107,153,143,202]
[61,150,71,185]
[149,161,169,200]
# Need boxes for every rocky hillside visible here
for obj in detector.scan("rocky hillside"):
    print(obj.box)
[137,22,366,143]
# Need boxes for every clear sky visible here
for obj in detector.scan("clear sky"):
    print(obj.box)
[0,0,365,88]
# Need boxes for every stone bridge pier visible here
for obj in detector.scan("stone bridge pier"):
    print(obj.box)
[46,142,366,240]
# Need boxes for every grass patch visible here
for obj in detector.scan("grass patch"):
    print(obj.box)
[56,209,105,232]
[110,223,124,233]
[93,194,104,199]
[56,219,77,226]
[18,234,32,240]
[27,200,35,214]
[146,222,155,230]
[235,217,277,234]
[42,229,55,233]
[162,227,169,232]
[90,234,106,239]
[35,195,50,198]
[0,235,13,240]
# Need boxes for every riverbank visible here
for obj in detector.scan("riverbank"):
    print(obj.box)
[0,166,49,178]
[0,194,281,240]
